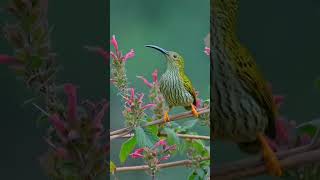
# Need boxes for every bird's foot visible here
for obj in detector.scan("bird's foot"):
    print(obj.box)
[164,111,170,122]
[258,133,282,176]
[191,104,199,118]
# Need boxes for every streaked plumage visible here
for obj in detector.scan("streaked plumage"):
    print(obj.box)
[145,45,197,111]
[211,0,276,150]
[211,0,282,176]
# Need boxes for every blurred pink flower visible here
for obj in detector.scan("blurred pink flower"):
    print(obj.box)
[275,117,289,144]
[141,103,156,110]
[164,144,177,152]
[130,148,145,159]
[55,147,69,159]
[110,51,116,60]
[274,95,285,107]
[137,69,159,88]
[160,154,170,161]
[152,69,158,83]
[0,54,18,64]
[64,84,77,122]
[96,48,109,63]
[137,76,153,88]
[110,35,119,53]
[123,49,135,62]
[130,88,135,103]
[154,139,167,148]
[93,101,109,129]
[138,93,144,103]
[49,114,68,142]
[85,46,110,64]
[195,91,201,108]
[204,47,210,56]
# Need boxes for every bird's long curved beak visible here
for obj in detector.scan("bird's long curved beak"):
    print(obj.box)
[145,45,169,55]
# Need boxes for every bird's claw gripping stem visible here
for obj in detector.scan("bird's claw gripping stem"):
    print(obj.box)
[258,133,282,176]
[164,111,170,122]
[191,104,199,118]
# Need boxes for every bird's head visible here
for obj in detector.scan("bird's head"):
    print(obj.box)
[145,45,184,71]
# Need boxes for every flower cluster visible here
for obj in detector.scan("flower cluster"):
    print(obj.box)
[1,0,57,108]
[40,83,109,179]
[122,88,156,127]
[130,139,176,174]
[109,35,135,96]
[137,70,168,120]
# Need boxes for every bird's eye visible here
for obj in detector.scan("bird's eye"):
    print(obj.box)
[173,55,177,58]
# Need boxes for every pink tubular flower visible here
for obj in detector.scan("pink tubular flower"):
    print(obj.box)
[110,35,118,53]
[96,48,109,63]
[152,69,158,83]
[141,103,156,110]
[130,148,145,159]
[204,47,210,56]
[49,114,67,136]
[0,54,18,64]
[130,88,135,102]
[164,144,177,152]
[55,147,69,159]
[93,102,109,129]
[64,84,77,122]
[274,95,285,107]
[137,76,153,88]
[123,49,135,62]
[196,98,202,108]
[275,118,289,144]
[154,139,167,148]
[160,154,170,161]
[138,93,144,103]
[110,51,117,60]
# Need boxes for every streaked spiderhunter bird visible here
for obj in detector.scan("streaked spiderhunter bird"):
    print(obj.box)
[145,45,199,122]
[211,0,282,176]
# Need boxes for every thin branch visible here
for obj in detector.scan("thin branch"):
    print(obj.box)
[115,157,210,173]
[212,142,320,179]
[110,107,209,137]
[118,133,210,140]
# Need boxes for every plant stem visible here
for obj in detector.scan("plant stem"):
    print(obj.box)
[118,133,210,140]
[110,107,209,137]
[115,157,210,173]
[212,142,320,179]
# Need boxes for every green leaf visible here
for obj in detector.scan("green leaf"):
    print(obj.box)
[110,161,116,175]
[135,127,153,148]
[147,124,159,136]
[119,136,137,163]
[192,139,207,155]
[188,170,198,180]
[163,127,180,146]
[145,128,159,145]
[297,119,320,138]
[182,120,197,130]
[179,139,188,155]
[298,124,318,137]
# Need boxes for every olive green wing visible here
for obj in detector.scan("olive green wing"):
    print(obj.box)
[233,47,277,138]
[180,73,197,106]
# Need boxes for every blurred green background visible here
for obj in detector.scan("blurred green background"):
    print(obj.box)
[110,0,210,179]
[0,0,320,179]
